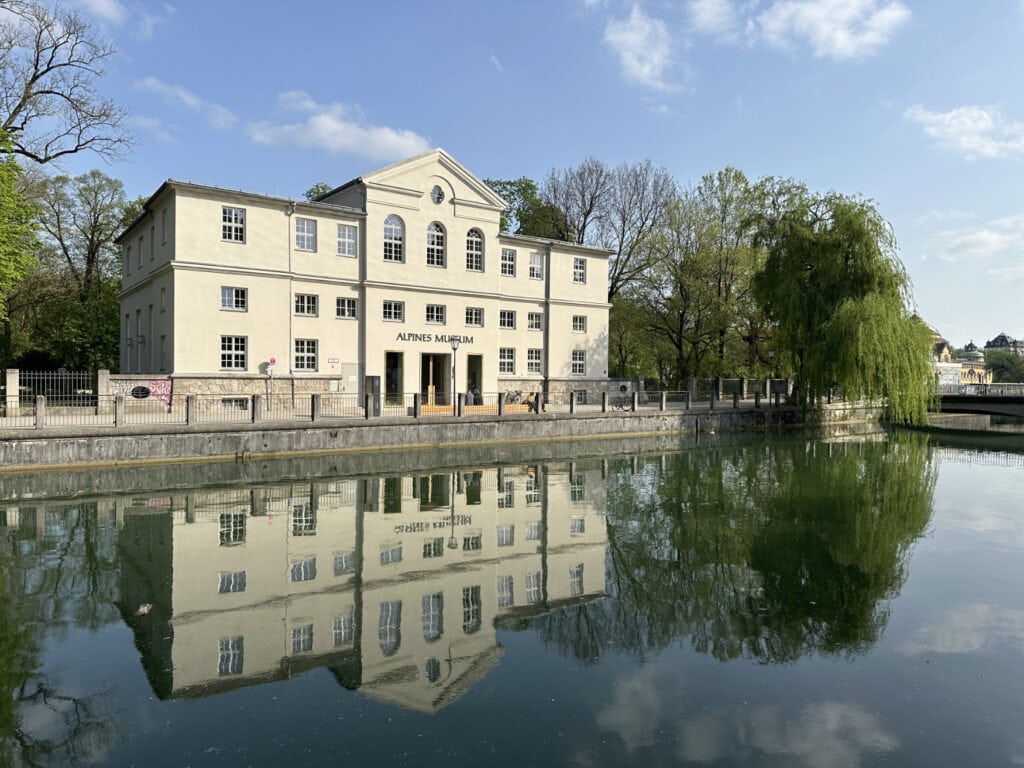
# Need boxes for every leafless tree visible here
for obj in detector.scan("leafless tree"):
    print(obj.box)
[0,0,132,164]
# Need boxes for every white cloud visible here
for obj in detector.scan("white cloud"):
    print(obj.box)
[77,0,127,25]
[757,0,911,59]
[490,54,504,73]
[137,76,237,128]
[927,214,1024,263]
[247,92,431,162]
[898,602,1024,655]
[905,104,1024,160]
[76,0,174,41]
[604,6,676,91]
[689,0,739,37]
[131,114,176,143]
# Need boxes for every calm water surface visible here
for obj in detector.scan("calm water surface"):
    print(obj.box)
[2,431,1023,767]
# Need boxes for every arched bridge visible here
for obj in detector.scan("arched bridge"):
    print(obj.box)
[937,384,1024,419]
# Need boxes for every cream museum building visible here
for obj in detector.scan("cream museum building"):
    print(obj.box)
[118,149,611,405]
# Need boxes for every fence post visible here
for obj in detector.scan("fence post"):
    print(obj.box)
[5,369,18,417]
[659,391,666,411]
[311,394,322,422]
[774,392,781,407]
[252,394,262,423]
[687,377,697,401]
[186,395,197,425]
[714,376,723,399]
[684,391,691,410]
[709,391,716,411]
[631,391,639,411]
[498,396,505,416]
[754,392,761,409]
[365,393,372,420]
[413,393,421,418]
[34,395,46,429]
[733,392,739,409]
[97,369,111,398]
[457,394,464,417]
[114,395,125,427]
[602,391,609,413]
[569,394,576,414]
[739,377,747,399]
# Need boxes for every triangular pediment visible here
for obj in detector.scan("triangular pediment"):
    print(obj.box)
[360,148,507,211]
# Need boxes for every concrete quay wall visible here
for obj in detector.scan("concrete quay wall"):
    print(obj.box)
[0,402,883,479]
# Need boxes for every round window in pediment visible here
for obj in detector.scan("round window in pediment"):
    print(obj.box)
[431,185,445,204]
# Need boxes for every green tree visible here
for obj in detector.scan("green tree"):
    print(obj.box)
[0,131,37,325]
[985,349,1024,383]
[484,176,568,239]
[304,182,332,201]
[752,190,933,424]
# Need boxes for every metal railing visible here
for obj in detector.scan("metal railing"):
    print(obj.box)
[0,387,812,432]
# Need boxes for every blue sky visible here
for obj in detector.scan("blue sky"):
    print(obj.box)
[56,0,1024,347]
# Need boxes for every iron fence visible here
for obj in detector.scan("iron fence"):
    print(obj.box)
[17,370,98,406]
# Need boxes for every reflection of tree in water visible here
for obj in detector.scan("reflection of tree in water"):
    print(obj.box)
[536,433,935,664]
[0,504,122,766]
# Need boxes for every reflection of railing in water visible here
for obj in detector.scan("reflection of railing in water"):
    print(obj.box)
[930,446,1024,467]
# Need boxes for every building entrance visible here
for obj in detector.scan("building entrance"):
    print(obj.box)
[420,353,450,406]
[385,352,403,405]
[466,354,483,401]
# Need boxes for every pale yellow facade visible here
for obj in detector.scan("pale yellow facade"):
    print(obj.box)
[118,462,608,710]
[119,149,611,403]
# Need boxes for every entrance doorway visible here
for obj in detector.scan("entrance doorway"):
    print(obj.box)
[420,353,450,405]
[466,354,483,401]
[385,351,403,405]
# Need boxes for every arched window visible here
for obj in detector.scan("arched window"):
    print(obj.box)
[426,222,446,267]
[465,228,483,272]
[383,215,404,262]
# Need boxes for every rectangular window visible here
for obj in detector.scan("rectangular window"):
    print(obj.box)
[149,225,155,260]
[497,575,514,608]
[336,297,357,319]
[337,223,357,257]
[526,521,540,540]
[221,286,247,311]
[571,514,586,531]
[219,512,246,546]
[137,236,143,268]
[528,312,543,331]
[426,304,446,325]
[220,336,247,370]
[290,557,317,582]
[125,245,131,275]
[218,570,246,593]
[496,524,514,547]
[527,348,542,374]
[574,389,588,405]
[423,537,444,558]
[294,338,318,371]
[292,502,316,536]
[383,300,405,322]
[222,206,245,242]
[526,473,541,505]
[501,248,516,276]
[499,310,516,329]
[572,315,587,333]
[161,208,167,243]
[462,585,482,633]
[571,477,585,504]
[160,286,166,312]
[218,636,244,676]
[497,479,514,508]
[465,307,483,327]
[295,217,317,251]
[333,610,354,647]
[573,257,587,284]
[463,534,482,552]
[380,543,403,565]
[526,571,541,604]
[499,347,515,374]
[291,624,313,653]
[333,551,355,575]
[422,593,443,641]
[529,252,544,280]
[295,293,318,316]
[569,563,584,597]
[572,349,586,375]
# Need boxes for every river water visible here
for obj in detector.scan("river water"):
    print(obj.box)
[1,429,1022,767]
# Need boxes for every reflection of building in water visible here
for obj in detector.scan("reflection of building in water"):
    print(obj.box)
[118,461,607,711]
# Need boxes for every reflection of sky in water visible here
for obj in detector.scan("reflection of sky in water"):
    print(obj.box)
[929,452,1024,551]
[898,602,1024,655]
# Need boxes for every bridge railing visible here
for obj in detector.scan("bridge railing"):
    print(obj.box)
[938,383,1024,396]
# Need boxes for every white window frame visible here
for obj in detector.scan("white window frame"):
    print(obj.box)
[426,222,446,267]
[336,297,357,319]
[337,223,357,257]
[221,286,247,312]
[499,347,515,374]
[499,310,516,329]
[501,248,516,277]
[383,300,405,322]
[528,312,543,331]
[466,228,484,271]
[573,257,587,284]
[527,348,542,374]
[426,304,446,325]
[572,315,587,333]
[384,214,404,262]
[295,217,317,251]
[465,307,484,327]
[220,335,247,370]
[294,293,319,317]
[294,338,318,371]
[572,349,586,375]
[529,252,544,280]
[497,525,515,547]
[222,206,245,243]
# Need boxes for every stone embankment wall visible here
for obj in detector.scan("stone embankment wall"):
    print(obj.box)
[0,402,884,476]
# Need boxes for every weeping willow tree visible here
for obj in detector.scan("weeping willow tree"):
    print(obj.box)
[753,189,933,425]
